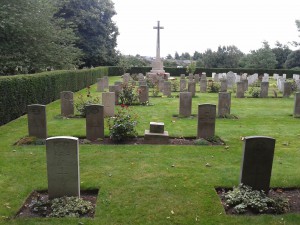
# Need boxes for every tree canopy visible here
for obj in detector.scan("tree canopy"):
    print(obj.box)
[55,0,119,67]
[0,0,81,75]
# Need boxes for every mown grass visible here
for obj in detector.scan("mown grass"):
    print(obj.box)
[0,76,299,225]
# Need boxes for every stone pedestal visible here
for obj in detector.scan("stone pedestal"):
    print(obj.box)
[144,122,169,144]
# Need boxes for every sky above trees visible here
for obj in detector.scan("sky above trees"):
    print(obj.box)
[113,0,300,57]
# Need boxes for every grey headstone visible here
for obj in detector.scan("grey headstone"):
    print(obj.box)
[60,91,74,117]
[97,78,105,92]
[260,82,269,98]
[240,136,276,193]
[102,92,115,117]
[218,92,231,117]
[163,81,171,97]
[220,79,227,92]
[139,85,149,103]
[294,92,300,118]
[158,79,164,92]
[179,92,192,117]
[180,79,187,92]
[180,74,185,79]
[226,71,236,88]
[242,79,248,91]
[188,81,196,96]
[27,104,47,139]
[109,85,119,105]
[200,79,207,93]
[46,136,80,199]
[283,82,292,98]
[197,104,216,139]
[236,81,244,98]
[150,122,164,133]
[103,76,109,88]
[86,104,104,141]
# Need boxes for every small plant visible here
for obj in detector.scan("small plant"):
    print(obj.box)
[108,106,138,142]
[152,83,160,97]
[207,81,220,93]
[30,195,94,218]
[206,135,223,144]
[146,78,155,88]
[171,80,179,92]
[248,87,261,98]
[223,184,289,214]
[186,61,196,74]
[74,86,100,117]
[119,83,138,105]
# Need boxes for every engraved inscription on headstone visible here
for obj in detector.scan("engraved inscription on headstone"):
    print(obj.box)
[60,91,74,117]
[179,92,192,117]
[197,104,216,139]
[218,92,231,117]
[102,92,115,117]
[240,136,276,193]
[27,104,47,139]
[86,104,104,141]
[46,136,80,199]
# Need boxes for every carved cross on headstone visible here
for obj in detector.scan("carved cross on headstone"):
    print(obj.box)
[153,21,164,60]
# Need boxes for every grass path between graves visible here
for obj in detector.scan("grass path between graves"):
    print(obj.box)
[0,76,300,225]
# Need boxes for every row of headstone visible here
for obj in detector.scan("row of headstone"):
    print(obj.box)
[179,92,231,118]
[45,134,277,200]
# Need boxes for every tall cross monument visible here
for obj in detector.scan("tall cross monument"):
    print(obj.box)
[150,21,165,74]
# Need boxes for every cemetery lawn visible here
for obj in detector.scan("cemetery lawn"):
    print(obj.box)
[0,76,300,225]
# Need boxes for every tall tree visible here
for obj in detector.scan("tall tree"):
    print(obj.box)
[271,42,292,69]
[239,41,277,69]
[0,0,81,75]
[174,52,180,60]
[285,50,300,69]
[56,0,119,67]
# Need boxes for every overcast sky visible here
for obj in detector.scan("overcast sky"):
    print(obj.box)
[112,0,300,57]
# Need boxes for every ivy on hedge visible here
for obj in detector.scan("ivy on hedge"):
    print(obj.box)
[0,67,108,125]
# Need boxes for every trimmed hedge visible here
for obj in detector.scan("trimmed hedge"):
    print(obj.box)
[0,67,107,126]
[107,66,299,78]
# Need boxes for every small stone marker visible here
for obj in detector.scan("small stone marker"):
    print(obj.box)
[294,92,300,118]
[220,79,227,92]
[109,85,119,105]
[236,81,244,98]
[180,74,185,79]
[97,78,105,92]
[242,79,248,91]
[188,81,196,96]
[158,78,164,92]
[188,74,194,81]
[139,85,149,103]
[197,104,216,139]
[180,79,187,92]
[260,82,269,98]
[240,136,276,193]
[218,92,231,117]
[46,136,80,199]
[60,91,74,117]
[86,104,104,141]
[144,122,169,144]
[226,71,236,88]
[102,92,115,117]
[179,92,192,117]
[27,104,47,139]
[163,81,171,97]
[194,74,200,83]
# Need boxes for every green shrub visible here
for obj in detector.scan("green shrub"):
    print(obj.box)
[223,184,289,214]
[74,87,100,117]
[152,84,160,97]
[171,80,179,92]
[248,87,261,98]
[108,107,138,142]
[194,139,209,145]
[207,81,220,93]
[119,84,138,105]
[0,67,107,125]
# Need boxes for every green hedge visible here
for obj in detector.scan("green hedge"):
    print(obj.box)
[0,67,107,126]
[107,66,299,78]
